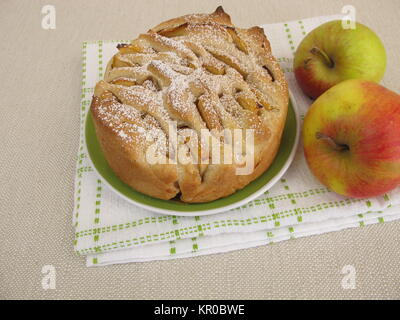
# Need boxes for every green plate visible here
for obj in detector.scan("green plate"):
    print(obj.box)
[85,96,299,216]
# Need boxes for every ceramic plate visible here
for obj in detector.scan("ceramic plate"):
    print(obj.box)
[85,93,300,216]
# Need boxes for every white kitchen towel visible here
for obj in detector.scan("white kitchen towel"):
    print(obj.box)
[73,14,400,266]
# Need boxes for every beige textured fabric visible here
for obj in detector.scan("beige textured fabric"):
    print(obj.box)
[0,0,399,300]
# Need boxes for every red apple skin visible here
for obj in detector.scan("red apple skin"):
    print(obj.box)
[295,66,331,100]
[294,20,386,99]
[303,80,400,198]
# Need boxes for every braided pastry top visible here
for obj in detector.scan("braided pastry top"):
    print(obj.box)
[91,7,288,202]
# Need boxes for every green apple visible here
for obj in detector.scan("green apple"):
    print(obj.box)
[294,20,386,99]
[303,79,400,198]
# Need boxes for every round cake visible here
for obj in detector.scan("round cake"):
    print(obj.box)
[90,7,289,203]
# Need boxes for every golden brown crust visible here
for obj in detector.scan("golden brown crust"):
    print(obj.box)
[90,7,288,203]
[149,6,233,33]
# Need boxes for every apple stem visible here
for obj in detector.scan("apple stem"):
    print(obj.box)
[310,47,335,68]
[316,132,349,152]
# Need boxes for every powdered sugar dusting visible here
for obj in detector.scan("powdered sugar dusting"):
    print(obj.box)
[93,14,287,164]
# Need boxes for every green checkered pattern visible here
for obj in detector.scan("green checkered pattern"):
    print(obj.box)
[72,17,400,266]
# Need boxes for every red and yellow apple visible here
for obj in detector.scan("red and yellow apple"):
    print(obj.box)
[294,20,386,99]
[303,79,400,198]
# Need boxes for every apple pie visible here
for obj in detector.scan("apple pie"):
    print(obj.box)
[90,7,289,203]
